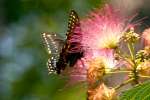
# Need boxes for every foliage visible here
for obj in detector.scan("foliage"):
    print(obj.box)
[120,81,150,100]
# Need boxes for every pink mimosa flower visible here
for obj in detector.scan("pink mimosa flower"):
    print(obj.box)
[80,4,130,50]
[66,5,132,83]
[142,28,150,46]
[65,58,88,83]
[67,49,117,83]
[86,49,117,71]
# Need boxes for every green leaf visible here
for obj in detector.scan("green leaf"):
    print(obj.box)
[120,81,150,100]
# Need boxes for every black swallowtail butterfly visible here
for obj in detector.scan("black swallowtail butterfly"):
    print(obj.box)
[42,10,83,74]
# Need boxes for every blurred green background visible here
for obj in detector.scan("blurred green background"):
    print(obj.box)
[0,0,103,100]
[0,0,150,100]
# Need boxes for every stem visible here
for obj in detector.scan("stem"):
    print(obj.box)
[139,75,150,78]
[106,71,130,74]
[127,42,139,85]
[114,78,134,90]
[127,43,135,60]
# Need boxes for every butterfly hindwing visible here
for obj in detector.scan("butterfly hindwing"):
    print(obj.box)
[42,32,64,74]
[42,33,64,54]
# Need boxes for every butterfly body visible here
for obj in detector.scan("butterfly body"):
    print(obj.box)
[42,10,83,74]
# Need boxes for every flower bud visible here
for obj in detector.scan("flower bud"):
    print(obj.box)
[137,60,150,76]
[87,57,105,84]
[88,83,117,100]
[123,27,140,43]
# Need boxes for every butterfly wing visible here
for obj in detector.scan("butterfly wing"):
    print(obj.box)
[42,32,64,74]
[56,10,83,74]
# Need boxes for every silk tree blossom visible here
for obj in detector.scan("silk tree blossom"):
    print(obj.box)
[142,28,150,46]
[66,58,88,83]
[64,4,132,84]
[80,4,130,50]
[66,49,117,83]
[97,49,117,72]
[85,49,117,71]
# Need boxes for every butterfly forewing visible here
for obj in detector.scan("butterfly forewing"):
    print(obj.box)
[56,10,83,74]
[66,10,80,36]
[66,10,83,66]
